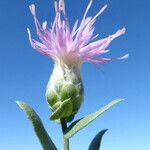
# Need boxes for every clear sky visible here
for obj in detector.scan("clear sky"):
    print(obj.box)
[0,0,150,150]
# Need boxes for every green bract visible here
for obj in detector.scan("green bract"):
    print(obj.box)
[60,84,77,101]
[46,61,84,121]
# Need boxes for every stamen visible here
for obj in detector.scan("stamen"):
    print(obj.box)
[113,28,126,39]
[29,4,36,16]
[54,0,59,13]
[118,54,129,60]
[117,28,126,35]
[83,0,93,21]
[42,21,47,30]
[59,0,65,15]
[90,4,108,24]
[74,0,93,41]
[27,28,32,44]
[91,34,99,40]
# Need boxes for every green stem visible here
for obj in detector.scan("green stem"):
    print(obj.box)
[61,119,69,150]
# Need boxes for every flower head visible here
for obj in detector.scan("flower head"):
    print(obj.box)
[27,0,128,65]
[27,0,128,121]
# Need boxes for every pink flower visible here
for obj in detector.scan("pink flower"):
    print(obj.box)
[27,0,128,65]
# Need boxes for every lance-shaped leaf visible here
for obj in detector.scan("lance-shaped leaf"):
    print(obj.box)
[16,101,57,150]
[88,129,108,150]
[64,99,123,139]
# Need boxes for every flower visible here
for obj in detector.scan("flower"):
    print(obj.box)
[27,0,128,121]
[27,0,128,65]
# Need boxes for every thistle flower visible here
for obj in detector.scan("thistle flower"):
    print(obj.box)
[27,0,128,121]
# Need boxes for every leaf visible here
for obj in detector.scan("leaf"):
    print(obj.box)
[16,101,57,150]
[64,99,123,139]
[88,129,108,150]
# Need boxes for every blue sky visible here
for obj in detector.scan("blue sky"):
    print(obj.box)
[0,0,150,149]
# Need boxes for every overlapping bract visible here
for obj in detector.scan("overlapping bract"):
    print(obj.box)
[27,0,128,64]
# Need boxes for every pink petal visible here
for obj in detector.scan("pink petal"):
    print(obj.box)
[80,28,126,53]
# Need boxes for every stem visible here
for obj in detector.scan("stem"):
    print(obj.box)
[63,136,69,150]
[60,119,69,150]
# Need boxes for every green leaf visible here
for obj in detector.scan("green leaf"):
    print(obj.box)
[88,129,108,150]
[16,101,57,150]
[64,99,123,139]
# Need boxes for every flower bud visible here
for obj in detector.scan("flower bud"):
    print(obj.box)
[46,60,84,121]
